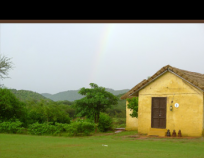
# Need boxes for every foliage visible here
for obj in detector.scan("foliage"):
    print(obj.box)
[126,97,138,118]
[0,88,73,128]
[28,122,60,135]
[63,107,76,118]
[28,122,72,135]
[25,99,71,125]
[55,100,73,106]
[106,93,126,118]
[55,101,76,118]
[27,120,95,136]
[98,113,113,132]
[112,117,126,128]
[0,54,13,80]
[106,108,126,118]
[0,88,26,123]
[0,120,25,134]
[74,83,118,123]
[65,119,95,136]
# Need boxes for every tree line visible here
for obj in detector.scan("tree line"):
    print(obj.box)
[0,54,138,136]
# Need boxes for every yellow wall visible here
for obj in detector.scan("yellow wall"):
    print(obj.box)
[126,100,138,130]
[203,95,204,135]
[127,71,204,137]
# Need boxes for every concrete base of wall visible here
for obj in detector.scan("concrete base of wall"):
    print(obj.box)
[148,128,167,137]
[125,127,138,131]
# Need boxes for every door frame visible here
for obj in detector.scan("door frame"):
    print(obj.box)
[151,97,167,129]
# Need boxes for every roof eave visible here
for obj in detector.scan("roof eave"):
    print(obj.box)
[129,69,204,98]
[121,65,204,100]
[168,69,204,92]
[129,70,168,97]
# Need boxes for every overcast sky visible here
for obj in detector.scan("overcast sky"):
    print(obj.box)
[0,23,204,94]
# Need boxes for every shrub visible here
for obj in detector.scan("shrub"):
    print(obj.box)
[0,120,25,134]
[65,119,95,136]
[28,122,59,135]
[98,113,113,132]
[54,122,66,132]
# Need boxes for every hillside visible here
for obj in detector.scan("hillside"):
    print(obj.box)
[105,88,130,96]
[41,88,129,101]
[10,89,51,102]
[41,90,83,102]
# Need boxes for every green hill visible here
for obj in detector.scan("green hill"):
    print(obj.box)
[9,89,51,102]
[41,90,83,102]
[41,88,129,101]
[104,88,130,96]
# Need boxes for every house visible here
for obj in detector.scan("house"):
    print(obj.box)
[121,65,204,137]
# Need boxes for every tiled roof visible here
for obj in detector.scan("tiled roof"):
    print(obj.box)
[121,65,204,99]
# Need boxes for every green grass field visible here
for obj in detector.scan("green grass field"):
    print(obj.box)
[1,131,204,158]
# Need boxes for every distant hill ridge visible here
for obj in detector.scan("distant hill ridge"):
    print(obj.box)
[9,89,51,102]
[8,88,129,102]
[41,88,130,101]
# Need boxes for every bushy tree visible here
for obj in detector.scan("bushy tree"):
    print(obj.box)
[74,83,118,124]
[98,112,113,132]
[126,97,138,118]
[0,88,26,122]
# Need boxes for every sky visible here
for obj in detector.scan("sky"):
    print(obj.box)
[0,23,204,94]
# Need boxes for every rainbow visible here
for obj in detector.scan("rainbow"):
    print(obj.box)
[89,24,115,84]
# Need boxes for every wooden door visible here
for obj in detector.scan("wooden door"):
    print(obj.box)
[151,97,166,128]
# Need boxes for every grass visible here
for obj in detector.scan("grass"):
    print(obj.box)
[1,131,204,158]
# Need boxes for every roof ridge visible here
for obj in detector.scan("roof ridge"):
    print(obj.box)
[121,65,204,100]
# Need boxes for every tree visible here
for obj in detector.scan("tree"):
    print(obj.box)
[0,54,13,86]
[0,88,26,122]
[126,97,138,118]
[74,83,118,124]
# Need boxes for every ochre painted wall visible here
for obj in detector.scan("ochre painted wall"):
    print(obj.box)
[126,71,204,136]
[203,95,204,135]
[126,100,138,130]
[137,72,203,137]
